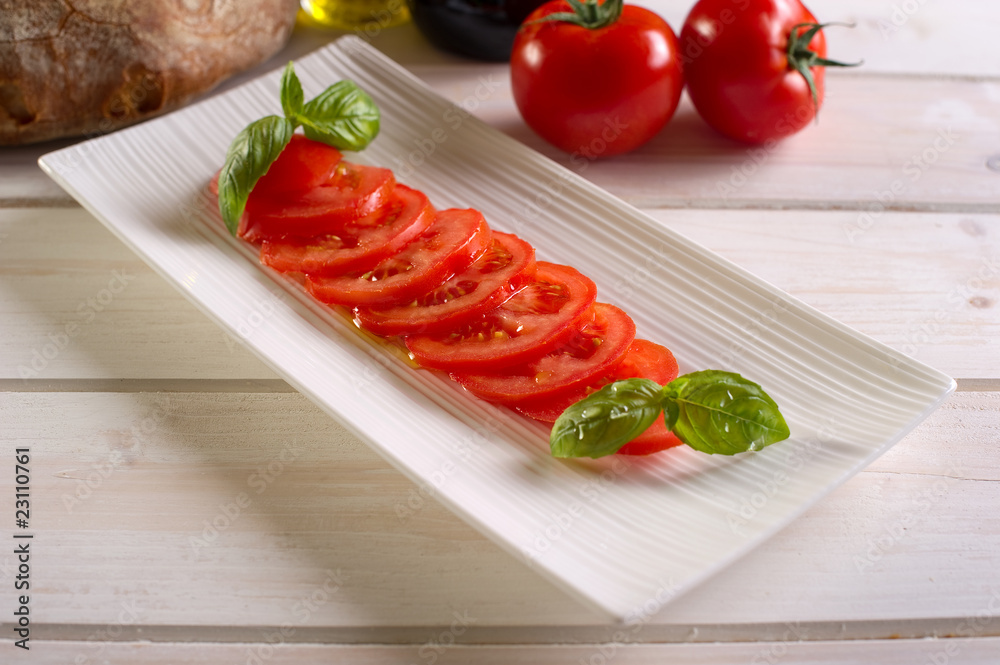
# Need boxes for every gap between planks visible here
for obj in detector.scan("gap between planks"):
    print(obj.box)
[7,618,1000,645]
[829,70,1000,84]
[0,197,80,209]
[0,378,295,393]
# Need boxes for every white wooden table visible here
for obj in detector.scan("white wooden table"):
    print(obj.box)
[2,1,999,662]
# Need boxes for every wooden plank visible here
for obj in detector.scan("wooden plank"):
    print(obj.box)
[0,208,277,380]
[2,207,995,380]
[658,209,1000,379]
[0,143,78,206]
[4,637,1000,665]
[1,391,995,636]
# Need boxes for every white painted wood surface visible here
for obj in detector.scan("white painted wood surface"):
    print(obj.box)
[2,207,995,380]
[1,3,999,661]
[1,390,996,635]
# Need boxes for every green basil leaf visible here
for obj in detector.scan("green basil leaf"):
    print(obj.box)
[662,370,790,455]
[550,379,664,459]
[280,61,304,120]
[299,80,380,152]
[217,115,294,236]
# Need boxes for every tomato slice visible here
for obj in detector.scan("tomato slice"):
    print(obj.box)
[510,337,684,456]
[513,339,679,422]
[305,208,492,307]
[451,302,636,404]
[253,134,343,196]
[240,161,395,243]
[354,231,537,337]
[259,185,435,276]
[611,340,682,455]
[405,262,597,372]
[616,419,684,456]
[605,337,679,387]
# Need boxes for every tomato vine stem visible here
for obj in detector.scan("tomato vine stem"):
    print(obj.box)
[786,22,863,113]
[524,0,624,30]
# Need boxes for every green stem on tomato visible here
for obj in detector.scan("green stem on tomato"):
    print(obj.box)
[786,22,863,113]
[524,0,623,30]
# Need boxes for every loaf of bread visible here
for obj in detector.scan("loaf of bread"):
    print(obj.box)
[0,0,300,145]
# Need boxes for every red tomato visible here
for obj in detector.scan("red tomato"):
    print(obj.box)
[513,338,678,422]
[617,419,683,456]
[305,209,491,308]
[240,161,395,242]
[513,339,682,455]
[354,232,537,337]
[405,262,597,372]
[681,0,850,143]
[452,302,636,403]
[602,340,683,455]
[510,0,684,157]
[597,339,683,455]
[253,134,343,196]
[259,185,435,276]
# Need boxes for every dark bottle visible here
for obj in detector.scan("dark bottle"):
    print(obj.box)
[407,0,547,61]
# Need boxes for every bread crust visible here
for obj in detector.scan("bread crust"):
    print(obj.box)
[0,0,300,145]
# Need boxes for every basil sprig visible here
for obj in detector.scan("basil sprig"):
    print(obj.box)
[551,370,790,459]
[298,81,382,152]
[217,62,381,236]
[217,116,294,236]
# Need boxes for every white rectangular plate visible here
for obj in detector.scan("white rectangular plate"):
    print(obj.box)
[39,37,955,621]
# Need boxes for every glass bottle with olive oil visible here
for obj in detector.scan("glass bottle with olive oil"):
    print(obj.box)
[301,0,410,31]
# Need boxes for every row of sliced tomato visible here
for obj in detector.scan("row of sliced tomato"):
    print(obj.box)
[220,135,684,455]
